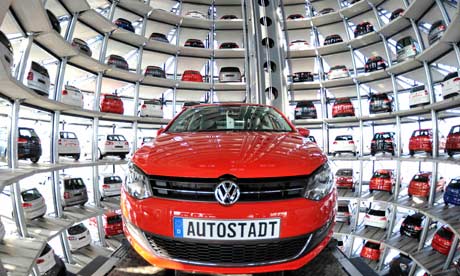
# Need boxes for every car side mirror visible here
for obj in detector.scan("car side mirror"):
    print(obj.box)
[297,127,310,137]
[157,127,165,136]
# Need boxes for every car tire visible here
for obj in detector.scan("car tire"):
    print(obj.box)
[30,156,40,163]
[80,203,85,207]
[371,151,375,156]
[391,150,395,156]
[74,154,80,161]
[408,194,412,198]
[409,150,414,156]
[100,197,104,202]
[447,150,453,157]
[333,152,336,157]
[352,187,356,192]
[369,189,373,193]
[353,152,356,156]
[98,149,103,160]
[120,154,126,160]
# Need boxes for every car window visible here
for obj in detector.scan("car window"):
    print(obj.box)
[104,95,120,100]
[336,98,350,104]
[368,209,385,216]
[144,100,161,105]
[405,216,422,226]
[107,215,122,224]
[374,133,393,140]
[107,135,126,141]
[396,37,415,50]
[31,62,49,77]
[366,242,380,249]
[68,223,86,235]
[443,72,458,81]
[40,244,53,256]
[335,135,352,141]
[19,128,38,138]
[21,188,42,202]
[373,171,390,178]
[450,178,460,188]
[221,67,240,73]
[450,126,460,134]
[336,169,352,176]
[104,176,122,184]
[60,132,77,139]
[64,178,86,190]
[413,174,429,182]
[338,206,349,212]
[437,227,453,240]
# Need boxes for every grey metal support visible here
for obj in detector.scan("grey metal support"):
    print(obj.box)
[14,36,33,81]
[387,205,398,240]
[408,263,417,276]
[64,12,79,42]
[453,44,460,68]
[435,0,451,24]
[443,235,459,270]
[172,87,177,115]
[390,75,400,111]
[107,0,118,21]
[417,217,432,251]
[428,161,439,206]
[410,19,425,51]
[11,182,28,238]
[345,236,355,257]
[377,247,388,271]
[92,118,107,247]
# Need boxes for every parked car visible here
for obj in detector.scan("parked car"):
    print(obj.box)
[369,169,395,193]
[428,20,446,45]
[289,40,310,50]
[61,176,88,208]
[318,8,334,15]
[58,131,81,161]
[287,14,304,20]
[0,218,4,241]
[432,226,455,255]
[219,42,239,49]
[364,205,388,229]
[441,71,460,99]
[400,213,426,240]
[61,85,84,108]
[100,94,124,114]
[390,8,405,21]
[337,200,353,225]
[46,9,61,33]
[323,34,343,45]
[294,101,317,119]
[365,56,387,72]
[409,87,430,108]
[292,72,314,82]
[360,241,381,261]
[219,67,241,82]
[0,31,13,70]
[181,70,203,82]
[371,132,396,156]
[98,134,130,160]
[444,177,460,206]
[27,61,50,96]
[184,38,205,48]
[332,97,355,117]
[99,174,123,199]
[107,54,129,70]
[141,136,155,146]
[144,66,166,78]
[446,125,460,157]
[408,172,434,199]
[149,32,169,43]
[331,135,356,156]
[220,15,238,20]
[388,254,412,276]
[139,99,163,117]
[185,11,207,19]
[396,36,420,62]
[114,18,135,32]
[71,38,92,57]
[369,93,392,114]
[21,188,46,220]
[335,168,355,191]
[354,22,374,37]
[67,223,91,251]
[36,244,66,275]
[409,129,432,156]
[90,210,123,237]
[328,65,349,80]
[18,127,42,163]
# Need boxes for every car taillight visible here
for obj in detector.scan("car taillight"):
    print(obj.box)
[365,215,370,218]
[68,236,76,241]
[36,258,45,264]
[105,141,113,145]
[103,184,110,189]
[402,223,406,227]
[333,141,337,144]
[22,202,32,208]
[342,68,348,71]
[415,225,422,231]
[62,90,68,95]
[412,45,417,51]
[17,137,28,143]
[453,77,460,82]
[348,141,354,144]
[141,104,146,109]
[124,141,129,145]
[379,217,387,221]
[371,140,376,144]
[58,139,62,145]
[27,71,33,80]
[64,192,71,199]
[439,25,446,31]
[384,139,393,143]
[424,90,428,95]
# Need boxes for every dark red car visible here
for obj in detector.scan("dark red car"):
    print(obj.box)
[90,210,123,237]
[335,168,355,191]
[219,42,239,49]
[369,169,395,194]
[360,241,381,261]
[409,129,432,156]
[332,98,355,118]
[181,70,203,82]
[184,39,204,48]
[446,125,460,157]
[107,54,129,70]
[100,94,124,114]
[354,22,374,38]
[287,14,304,20]
[408,172,433,199]
[432,226,455,255]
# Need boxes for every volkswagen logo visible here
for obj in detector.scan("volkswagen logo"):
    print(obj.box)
[214,180,240,206]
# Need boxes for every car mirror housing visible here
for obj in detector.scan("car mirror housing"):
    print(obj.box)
[297,127,310,137]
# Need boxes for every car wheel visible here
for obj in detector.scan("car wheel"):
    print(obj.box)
[120,154,126,160]
[369,189,373,193]
[353,152,356,156]
[409,150,414,156]
[447,150,453,157]
[391,150,395,156]
[371,151,375,156]
[74,154,80,161]
[352,187,356,192]
[80,203,85,207]
[333,152,336,157]
[408,194,412,198]
[98,149,103,160]
[30,156,40,163]
[389,191,393,195]
[444,202,448,206]
[100,196,104,201]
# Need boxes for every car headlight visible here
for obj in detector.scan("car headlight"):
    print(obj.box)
[125,163,152,200]
[304,163,334,201]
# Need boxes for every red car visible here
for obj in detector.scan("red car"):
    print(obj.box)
[121,103,336,274]
[360,241,381,261]
[409,129,433,156]
[332,98,355,118]
[408,172,433,199]
[90,210,123,237]
[181,70,203,82]
[100,94,124,114]
[432,226,455,255]
[446,125,460,157]
[369,169,395,194]
[335,168,355,191]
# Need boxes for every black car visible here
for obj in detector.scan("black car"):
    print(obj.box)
[354,22,374,38]
[219,42,239,49]
[428,20,446,45]
[388,254,412,276]
[17,127,42,163]
[371,132,396,156]
[318,8,334,15]
[390,8,405,21]
[324,34,343,46]
[145,66,166,78]
[400,213,425,240]
[220,15,238,20]
[295,101,317,119]
[71,38,92,57]
[365,56,387,72]
[185,38,205,48]
[107,54,129,70]
[293,71,314,82]
[149,32,169,43]
[46,10,61,33]
[114,18,135,32]
[369,93,392,114]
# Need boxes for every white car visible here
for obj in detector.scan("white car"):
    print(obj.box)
[26,61,50,96]
[98,134,130,160]
[36,244,56,275]
[331,135,356,156]
[67,223,91,251]
[185,11,207,19]
[364,206,389,229]
[58,131,81,160]
[289,40,310,50]
[0,218,5,241]
[0,31,13,72]
[409,88,430,108]
[21,188,47,220]
[61,85,84,108]
[328,65,349,80]
[99,174,123,199]
[139,99,163,117]
[441,71,460,99]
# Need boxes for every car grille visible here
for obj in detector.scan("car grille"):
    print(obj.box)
[148,176,307,202]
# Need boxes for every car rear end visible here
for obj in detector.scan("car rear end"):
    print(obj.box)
[71,38,92,57]
[292,72,314,82]
[61,85,84,107]
[409,129,432,154]
[18,127,42,162]
[332,98,354,117]
[409,88,430,108]
[185,39,204,48]
[149,33,169,43]
[219,67,241,83]
[364,208,387,229]
[369,93,392,113]
[444,177,460,205]
[441,72,460,99]
[58,131,80,159]
[408,173,431,198]
[100,175,123,198]
[27,61,50,95]
[36,244,57,275]
[397,36,419,62]
[295,101,317,119]
[360,242,380,261]
[145,66,166,78]
[328,65,348,80]
[67,223,91,251]
[107,55,129,70]
[0,31,13,70]
[62,178,88,208]
[365,56,386,72]
[335,169,354,190]
[432,226,454,255]
[181,70,203,82]
[331,135,355,155]
[336,202,351,224]
[370,171,393,192]
[446,125,460,156]
[400,214,423,239]
[354,22,373,37]
[105,212,123,236]
[114,18,135,32]
[100,94,124,114]
[219,42,239,49]
[371,132,395,155]
[428,20,446,45]
[21,188,46,220]
[140,100,163,117]
[103,134,130,157]
[324,35,342,45]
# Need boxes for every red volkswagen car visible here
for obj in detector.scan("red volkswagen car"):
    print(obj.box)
[100,94,124,114]
[335,168,355,191]
[446,125,460,157]
[332,98,355,118]
[360,241,381,261]
[409,129,432,156]
[432,226,455,255]
[408,172,437,199]
[121,104,336,274]
[369,169,395,194]
[90,210,123,237]
[181,70,203,82]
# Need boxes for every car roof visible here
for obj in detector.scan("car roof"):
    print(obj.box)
[375,169,392,174]
[415,171,432,176]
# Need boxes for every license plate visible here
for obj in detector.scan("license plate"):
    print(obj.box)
[115,145,123,148]
[173,217,280,240]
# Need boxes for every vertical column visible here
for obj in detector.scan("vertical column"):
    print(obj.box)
[241,0,251,102]
[209,2,215,104]
[14,36,33,81]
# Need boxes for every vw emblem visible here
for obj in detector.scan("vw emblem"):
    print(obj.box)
[214,180,240,206]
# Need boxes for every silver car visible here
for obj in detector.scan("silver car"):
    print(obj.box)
[337,200,353,225]
[26,61,50,96]
[219,67,242,83]
[61,177,88,208]
[99,174,122,199]
[21,188,47,220]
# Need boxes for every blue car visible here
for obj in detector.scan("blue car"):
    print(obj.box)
[114,18,135,32]
[444,177,460,206]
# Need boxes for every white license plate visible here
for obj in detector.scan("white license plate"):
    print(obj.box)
[173,218,280,240]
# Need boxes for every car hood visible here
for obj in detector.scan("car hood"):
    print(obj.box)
[132,131,327,178]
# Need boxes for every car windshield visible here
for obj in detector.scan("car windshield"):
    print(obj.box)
[397,37,416,50]
[449,178,460,188]
[60,132,77,139]
[374,133,393,140]
[337,169,352,176]
[145,100,161,105]
[365,242,380,249]
[405,215,422,225]
[105,95,120,100]
[19,128,38,138]
[107,135,126,141]
[414,130,431,137]
[64,178,86,190]
[335,135,352,141]
[167,105,293,133]
[444,72,458,81]
[338,206,349,212]
[21,188,42,202]
[413,174,429,182]
[107,215,122,224]
[373,171,390,178]
[104,176,122,184]
[437,227,453,240]
[68,223,86,235]
[368,209,385,216]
